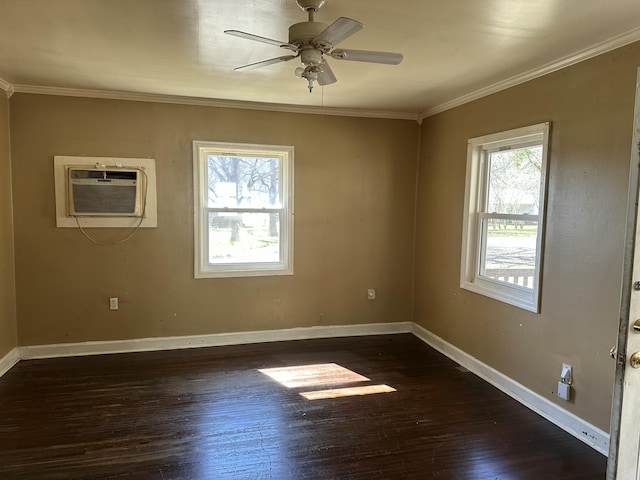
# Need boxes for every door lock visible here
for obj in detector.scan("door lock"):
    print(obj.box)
[634,319,640,333]
[631,352,640,369]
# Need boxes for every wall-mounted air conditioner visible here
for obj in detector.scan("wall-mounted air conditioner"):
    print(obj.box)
[66,167,145,217]
[54,156,157,228]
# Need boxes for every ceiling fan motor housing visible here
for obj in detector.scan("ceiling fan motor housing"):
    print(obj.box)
[289,21,328,47]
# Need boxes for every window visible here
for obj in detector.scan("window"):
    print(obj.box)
[193,141,294,278]
[460,123,550,312]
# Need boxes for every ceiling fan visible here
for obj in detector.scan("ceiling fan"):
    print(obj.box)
[224,0,403,92]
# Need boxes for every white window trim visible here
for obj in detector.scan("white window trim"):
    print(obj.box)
[193,141,294,279]
[460,122,550,313]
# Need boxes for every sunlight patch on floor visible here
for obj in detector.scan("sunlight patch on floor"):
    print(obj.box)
[259,363,396,400]
[259,363,370,389]
[300,384,396,400]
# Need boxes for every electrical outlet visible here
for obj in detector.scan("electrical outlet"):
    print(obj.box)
[558,382,571,400]
[367,289,376,300]
[109,297,119,311]
[558,363,572,401]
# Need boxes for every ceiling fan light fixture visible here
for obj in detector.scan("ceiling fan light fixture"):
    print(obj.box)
[296,66,319,92]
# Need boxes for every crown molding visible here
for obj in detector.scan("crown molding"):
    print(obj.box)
[12,84,418,122]
[418,26,640,122]
[8,24,640,123]
[0,77,14,98]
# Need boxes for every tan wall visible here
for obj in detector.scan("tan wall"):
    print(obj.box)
[9,41,633,432]
[415,43,640,430]
[9,94,418,346]
[0,93,17,358]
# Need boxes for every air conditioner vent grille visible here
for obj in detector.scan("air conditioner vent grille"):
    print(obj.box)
[72,184,137,214]
[67,167,143,217]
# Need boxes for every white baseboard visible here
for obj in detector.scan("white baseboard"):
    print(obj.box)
[18,322,413,360]
[411,323,609,455]
[4,321,609,455]
[0,347,20,377]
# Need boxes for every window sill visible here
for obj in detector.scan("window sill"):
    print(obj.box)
[195,266,293,279]
[460,278,539,313]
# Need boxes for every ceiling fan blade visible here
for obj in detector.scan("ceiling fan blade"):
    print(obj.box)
[313,17,363,47]
[224,30,298,51]
[330,49,403,65]
[317,61,337,86]
[234,55,298,71]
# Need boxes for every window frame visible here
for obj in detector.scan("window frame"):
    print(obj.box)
[193,141,294,279]
[460,122,550,312]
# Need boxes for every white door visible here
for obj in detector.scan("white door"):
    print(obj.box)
[609,68,640,480]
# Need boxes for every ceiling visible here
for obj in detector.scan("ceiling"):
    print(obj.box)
[1,0,640,120]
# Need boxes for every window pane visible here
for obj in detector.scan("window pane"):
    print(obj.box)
[480,219,537,289]
[487,146,542,214]
[207,156,280,208]
[208,212,280,264]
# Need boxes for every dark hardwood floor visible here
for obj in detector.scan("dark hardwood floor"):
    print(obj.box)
[0,334,606,479]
